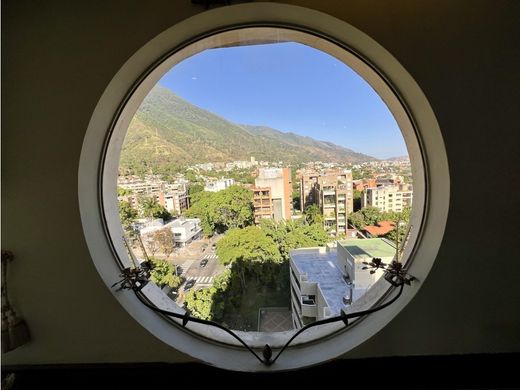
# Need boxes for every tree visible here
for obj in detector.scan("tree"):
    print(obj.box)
[348,206,385,230]
[353,189,362,211]
[185,185,254,236]
[348,211,364,230]
[261,219,328,261]
[216,226,281,289]
[149,258,182,289]
[217,226,281,266]
[188,183,204,198]
[292,189,301,212]
[183,270,231,321]
[153,228,175,258]
[142,233,159,257]
[185,191,216,235]
[304,204,323,226]
[139,196,171,220]
[118,200,137,229]
[117,186,132,196]
[212,186,254,230]
[184,288,216,320]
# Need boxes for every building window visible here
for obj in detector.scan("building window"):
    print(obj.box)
[79,3,448,372]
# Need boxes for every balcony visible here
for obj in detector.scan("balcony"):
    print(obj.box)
[301,295,317,317]
[302,295,316,305]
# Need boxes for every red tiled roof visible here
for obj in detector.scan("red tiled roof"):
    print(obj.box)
[363,220,396,236]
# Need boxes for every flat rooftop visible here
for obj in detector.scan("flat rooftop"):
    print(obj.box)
[291,249,348,317]
[338,238,395,260]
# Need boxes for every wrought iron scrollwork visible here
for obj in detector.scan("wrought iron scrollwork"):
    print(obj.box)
[115,258,414,366]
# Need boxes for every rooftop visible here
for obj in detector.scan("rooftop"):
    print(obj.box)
[291,248,348,317]
[338,238,395,260]
[362,220,396,236]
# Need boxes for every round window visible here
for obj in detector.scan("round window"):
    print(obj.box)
[79,3,448,371]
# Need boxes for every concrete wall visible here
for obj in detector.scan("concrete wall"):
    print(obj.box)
[2,0,519,366]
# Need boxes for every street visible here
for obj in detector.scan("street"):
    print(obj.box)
[176,249,226,304]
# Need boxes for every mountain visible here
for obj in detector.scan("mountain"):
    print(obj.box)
[120,85,376,172]
[385,155,409,161]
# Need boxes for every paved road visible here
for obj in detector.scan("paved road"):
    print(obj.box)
[181,251,225,291]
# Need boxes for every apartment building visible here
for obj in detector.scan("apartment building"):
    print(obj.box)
[301,169,353,236]
[118,176,165,194]
[353,178,377,192]
[361,183,413,213]
[289,238,395,328]
[158,184,189,215]
[204,178,235,192]
[252,187,274,224]
[300,171,319,210]
[254,167,292,221]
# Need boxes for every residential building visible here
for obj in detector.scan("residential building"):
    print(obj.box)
[168,218,202,247]
[317,170,353,235]
[336,238,395,294]
[254,167,292,221]
[158,184,189,215]
[118,176,165,194]
[300,169,353,235]
[362,184,413,212]
[290,238,395,328]
[139,217,202,247]
[300,171,320,209]
[252,187,274,224]
[353,178,377,192]
[204,178,235,192]
[289,246,349,328]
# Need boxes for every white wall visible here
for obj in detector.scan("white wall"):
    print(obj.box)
[2,0,520,365]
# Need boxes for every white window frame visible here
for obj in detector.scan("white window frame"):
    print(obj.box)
[79,3,449,372]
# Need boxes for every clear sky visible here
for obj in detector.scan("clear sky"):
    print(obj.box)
[158,42,407,159]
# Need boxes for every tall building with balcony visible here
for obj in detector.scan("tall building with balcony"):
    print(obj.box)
[300,169,353,235]
[301,169,353,236]
[254,167,292,221]
[158,183,189,215]
[300,171,320,210]
[252,187,273,224]
[289,238,395,329]
[361,183,413,212]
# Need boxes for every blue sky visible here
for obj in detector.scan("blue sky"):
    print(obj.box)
[158,42,407,159]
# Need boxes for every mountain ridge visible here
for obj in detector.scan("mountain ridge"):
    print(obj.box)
[120,85,377,173]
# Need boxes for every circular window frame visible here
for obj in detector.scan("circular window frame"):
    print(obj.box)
[79,3,449,372]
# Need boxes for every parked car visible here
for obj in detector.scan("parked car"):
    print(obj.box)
[199,258,208,268]
[183,279,195,291]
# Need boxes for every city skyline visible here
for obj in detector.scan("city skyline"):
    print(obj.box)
[159,41,408,159]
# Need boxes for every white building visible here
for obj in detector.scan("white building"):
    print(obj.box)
[139,218,202,248]
[204,178,235,192]
[117,176,165,194]
[361,184,413,212]
[169,218,202,247]
[289,238,395,329]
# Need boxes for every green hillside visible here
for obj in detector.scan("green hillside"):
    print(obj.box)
[120,85,376,173]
